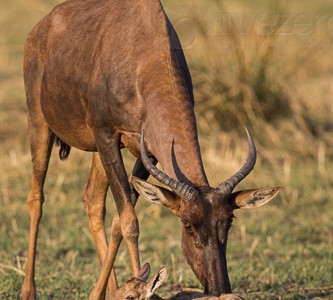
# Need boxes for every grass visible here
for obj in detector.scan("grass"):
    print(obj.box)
[0,0,333,299]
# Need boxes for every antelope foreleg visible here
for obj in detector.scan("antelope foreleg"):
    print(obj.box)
[89,132,140,300]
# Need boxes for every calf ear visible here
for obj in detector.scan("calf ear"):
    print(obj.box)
[145,266,168,298]
[137,263,151,282]
[229,186,281,209]
[131,177,182,216]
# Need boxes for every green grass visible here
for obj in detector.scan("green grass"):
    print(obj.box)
[0,0,333,299]
[0,150,332,299]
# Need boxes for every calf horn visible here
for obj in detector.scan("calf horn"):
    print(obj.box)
[140,130,198,201]
[217,126,257,194]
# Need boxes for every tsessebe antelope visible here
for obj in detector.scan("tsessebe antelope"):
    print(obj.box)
[22,0,280,298]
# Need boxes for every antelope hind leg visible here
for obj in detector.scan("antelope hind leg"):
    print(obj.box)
[21,115,54,300]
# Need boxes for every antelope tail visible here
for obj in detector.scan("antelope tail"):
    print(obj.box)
[54,136,71,160]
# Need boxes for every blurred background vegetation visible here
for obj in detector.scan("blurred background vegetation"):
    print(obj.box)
[0,0,332,299]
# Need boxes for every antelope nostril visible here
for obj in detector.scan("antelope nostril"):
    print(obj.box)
[219,232,227,245]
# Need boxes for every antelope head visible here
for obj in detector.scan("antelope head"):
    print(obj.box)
[131,129,281,295]
[115,263,167,300]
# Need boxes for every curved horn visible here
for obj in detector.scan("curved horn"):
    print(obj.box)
[217,126,257,194]
[140,130,198,201]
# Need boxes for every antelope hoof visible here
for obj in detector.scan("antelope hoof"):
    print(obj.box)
[20,284,36,300]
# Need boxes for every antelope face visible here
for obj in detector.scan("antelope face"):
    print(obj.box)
[132,177,280,295]
[179,187,234,294]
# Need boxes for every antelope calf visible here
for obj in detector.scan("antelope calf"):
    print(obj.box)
[115,263,244,300]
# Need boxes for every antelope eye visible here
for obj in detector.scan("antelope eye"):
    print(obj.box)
[183,221,191,229]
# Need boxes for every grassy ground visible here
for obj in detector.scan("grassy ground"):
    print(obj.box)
[0,0,332,299]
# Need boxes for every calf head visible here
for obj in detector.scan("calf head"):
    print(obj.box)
[132,129,281,295]
[115,263,167,300]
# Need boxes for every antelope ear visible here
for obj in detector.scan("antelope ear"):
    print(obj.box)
[137,262,150,282]
[230,186,281,209]
[145,266,168,298]
[130,177,182,216]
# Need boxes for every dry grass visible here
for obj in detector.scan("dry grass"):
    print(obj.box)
[0,0,332,299]
[166,0,333,161]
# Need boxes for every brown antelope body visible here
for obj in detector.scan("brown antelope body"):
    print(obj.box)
[22,0,280,299]
[115,263,245,300]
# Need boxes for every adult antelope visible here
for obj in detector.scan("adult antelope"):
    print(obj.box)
[22,0,280,299]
